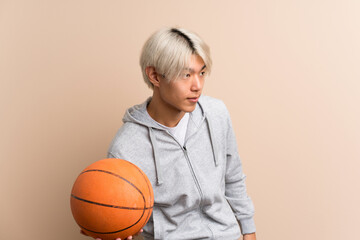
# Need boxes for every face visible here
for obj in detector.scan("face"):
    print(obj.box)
[157,54,207,114]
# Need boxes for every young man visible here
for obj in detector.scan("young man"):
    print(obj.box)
[107,27,256,240]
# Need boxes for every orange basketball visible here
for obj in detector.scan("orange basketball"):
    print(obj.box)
[70,158,154,240]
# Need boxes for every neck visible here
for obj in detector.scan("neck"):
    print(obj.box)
[147,91,185,128]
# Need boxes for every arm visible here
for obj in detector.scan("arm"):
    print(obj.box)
[224,111,256,235]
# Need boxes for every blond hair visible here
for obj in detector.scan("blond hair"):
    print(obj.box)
[140,27,212,89]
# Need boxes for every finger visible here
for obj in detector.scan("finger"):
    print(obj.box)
[135,229,143,236]
[126,236,133,240]
[95,238,102,240]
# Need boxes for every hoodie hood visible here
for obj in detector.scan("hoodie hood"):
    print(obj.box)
[122,97,205,130]
[122,97,160,128]
[122,96,219,185]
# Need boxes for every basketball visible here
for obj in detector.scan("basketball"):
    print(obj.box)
[70,158,154,240]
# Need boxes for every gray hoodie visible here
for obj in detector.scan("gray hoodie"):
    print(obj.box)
[108,96,255,240]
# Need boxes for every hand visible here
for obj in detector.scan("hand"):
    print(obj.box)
[80,229,143,240]
[243,232,256,240]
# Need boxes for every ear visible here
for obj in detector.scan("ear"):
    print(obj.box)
[145,66,161,88]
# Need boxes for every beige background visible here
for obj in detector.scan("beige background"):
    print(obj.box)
[1,0,359,239]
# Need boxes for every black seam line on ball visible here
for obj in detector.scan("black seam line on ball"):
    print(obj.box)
[81,169,143,195]
[71,194,153,210]
[79,221,140,235]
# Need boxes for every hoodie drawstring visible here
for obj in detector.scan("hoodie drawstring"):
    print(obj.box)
[148,115,218,186]
[205,114,219,166]
[149,127,163,186]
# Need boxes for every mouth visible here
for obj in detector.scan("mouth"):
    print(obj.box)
[187,96,200,103]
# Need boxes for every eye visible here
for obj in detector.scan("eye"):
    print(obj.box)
[200,71,206,76]
[182,73,191,79]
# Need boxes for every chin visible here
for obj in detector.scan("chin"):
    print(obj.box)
[182,106,196,113]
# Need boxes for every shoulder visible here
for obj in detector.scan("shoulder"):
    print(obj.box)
[199,95,225,106]
[108,122,151,158]
[198,95,230,117]
[111,122,147,143]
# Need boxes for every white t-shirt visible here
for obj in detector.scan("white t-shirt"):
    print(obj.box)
[147,112,189,147]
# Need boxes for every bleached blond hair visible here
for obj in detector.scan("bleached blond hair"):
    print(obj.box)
[140,27,212,89]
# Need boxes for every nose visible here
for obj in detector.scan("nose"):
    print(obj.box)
[190,75,202,92]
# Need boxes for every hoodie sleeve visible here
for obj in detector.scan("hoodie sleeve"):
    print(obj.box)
[224,111,256,235]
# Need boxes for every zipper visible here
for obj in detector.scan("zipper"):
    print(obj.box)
[182,145,204,205]
[165,130,214,239]
[183,145,215,239]
[164,131,204,203]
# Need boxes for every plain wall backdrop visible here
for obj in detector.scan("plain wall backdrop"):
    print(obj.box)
[1,0,359,239]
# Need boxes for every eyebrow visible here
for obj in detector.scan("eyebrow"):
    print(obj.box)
[184,65,207,72]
